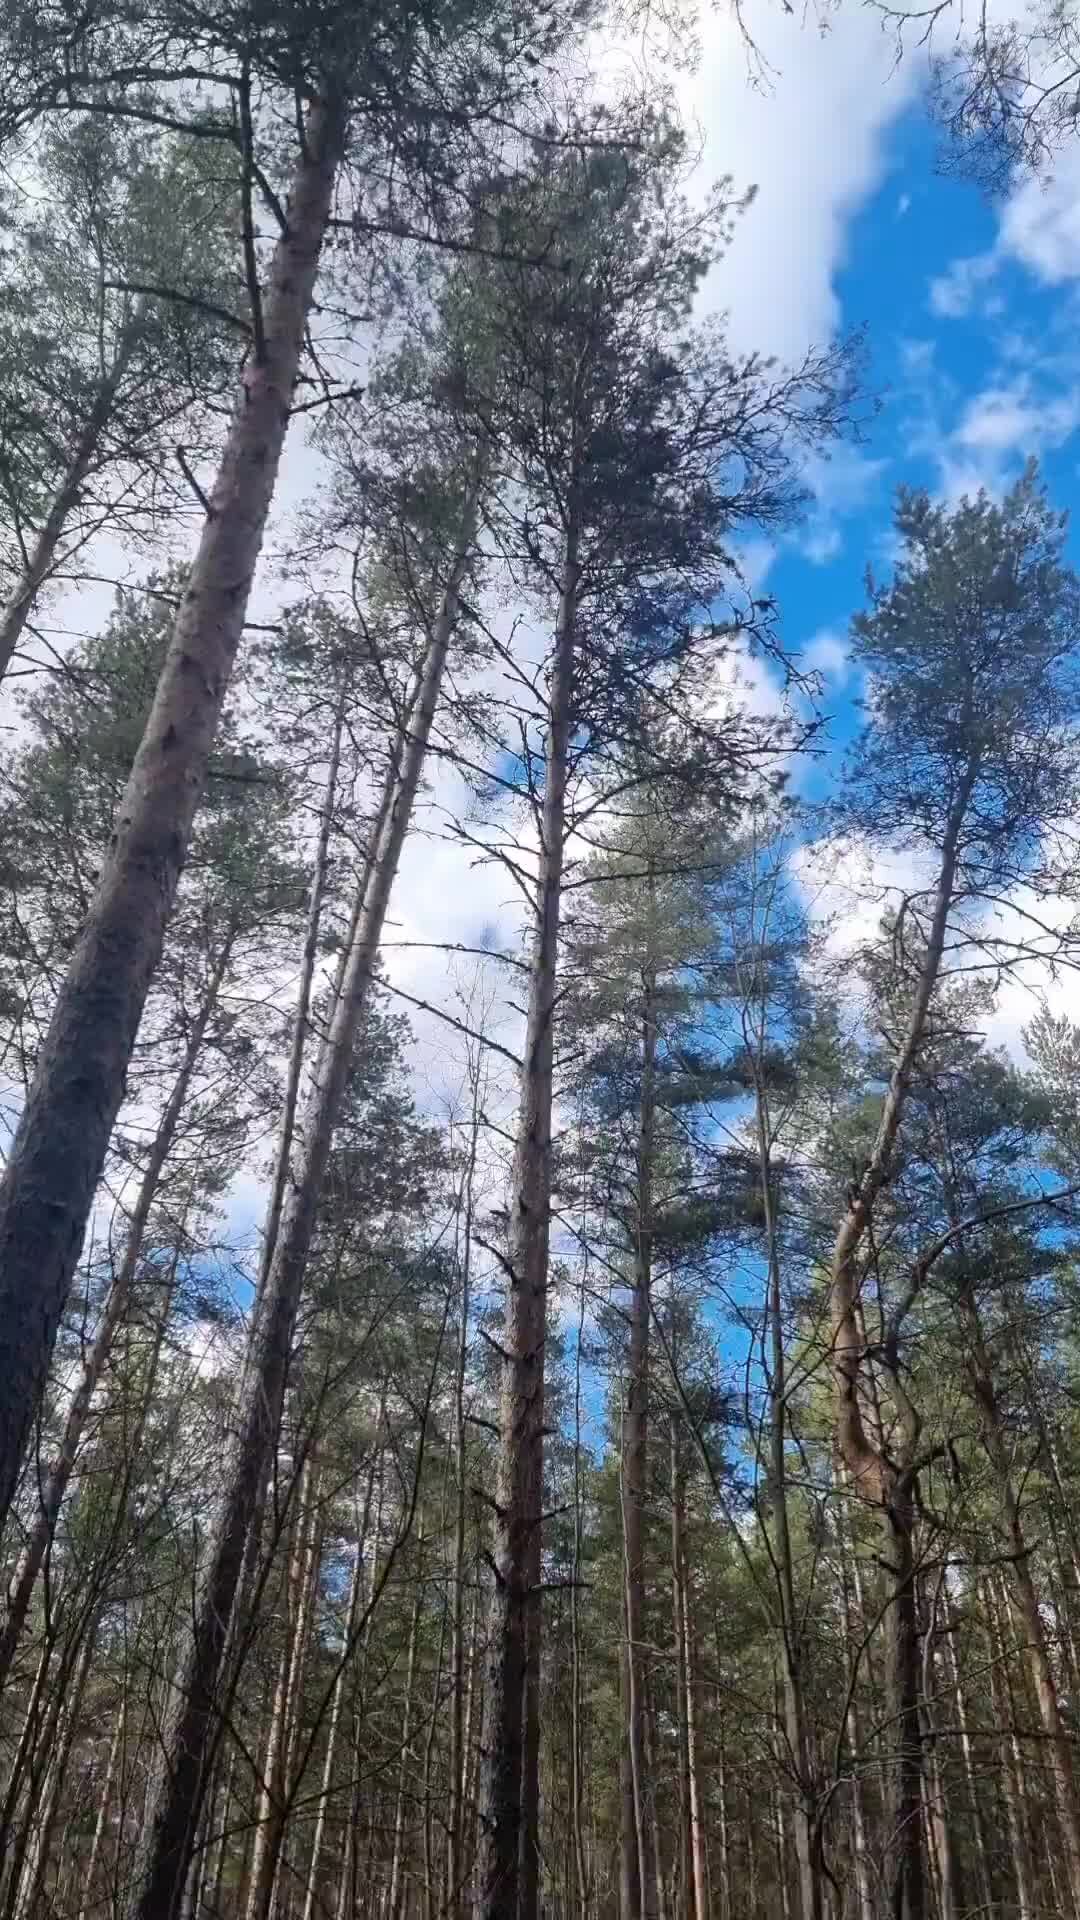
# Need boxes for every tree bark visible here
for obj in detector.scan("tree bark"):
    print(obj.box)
[939,1622,993,1920]
[0,937,232,1692]
[0,95,347,1538]
[883,1495,925,1920]
[620,968,658,1920]
[963,1290,1080,1914]
[387,1558,424,1920]
[256,685,347,1307]
[753,1071,818,1920]
[448,1088,478,1920]
[984,1578,1037,1920]
[300,1458,375,1920]
[478,521,579,1920]
[244,1457,321,1920]
[125,485,475,1920]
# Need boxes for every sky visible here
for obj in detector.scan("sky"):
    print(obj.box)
[13,3,1080,1272]
[375,0,1080,1121]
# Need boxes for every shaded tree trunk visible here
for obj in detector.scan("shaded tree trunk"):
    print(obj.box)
[0,936,232,1691]
[478,521,579,1920]
[620,965,658,1920]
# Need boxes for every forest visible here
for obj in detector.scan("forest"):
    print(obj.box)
[2,3,1080,1920]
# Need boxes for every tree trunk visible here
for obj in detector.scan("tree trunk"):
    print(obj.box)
[883,1496,925,1920]
[0,937,232,1692]
[478,521,579,1920]
[0,95,347,1538]
[387,1558,424,1920]
[448,1087,478,1920]
[964,1293,1080,1914]
[985,1578,1037,1920]
[300,1457,375,1920]
[81,1687,127,1919]
[0,302,145,685]
[570,1294,589,1920]
[11,1622,97,1920]
[126,488,475,1920]
[620,969,658,1920]
[245,1457,321,1920]
[920,1612,957,1920]
[256,684,347,1307]
[671,1430,707,1920]
[940,1623,993,1920]
[753,1073,818,1920]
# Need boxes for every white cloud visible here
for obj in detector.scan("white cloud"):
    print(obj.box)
[930,147,1080,324]
[1000,153,1080,285]
[955,378,1080,455]
[676,9,919,361]
[929,250,998,318]
[801,628,851,685]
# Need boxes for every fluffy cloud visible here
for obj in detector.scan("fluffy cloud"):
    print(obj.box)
[676,9,918,361]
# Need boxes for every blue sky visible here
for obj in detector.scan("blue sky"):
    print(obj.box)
[767,99,1080,729]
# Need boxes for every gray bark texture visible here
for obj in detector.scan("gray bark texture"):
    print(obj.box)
[0,94,347,1537]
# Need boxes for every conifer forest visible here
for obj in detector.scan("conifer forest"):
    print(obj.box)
[10,4,1080,1919]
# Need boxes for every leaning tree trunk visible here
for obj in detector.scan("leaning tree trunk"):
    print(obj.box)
[0,94,348,1536]
[478,518,579,1920]
[256,683,347,1306]
[828,771,975,1920]
[0,301,145,686]
[620,966,659,1920]
[127,506,476,1920]
[0,936,232,1692]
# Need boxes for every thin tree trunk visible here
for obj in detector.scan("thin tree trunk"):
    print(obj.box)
[671,1433,706,1920]
[714,1720,731,1920]
[570,1314,589,1920]
[245,1458,320,1920]
[256,685,347,1305]
[478,520,579,1920]
[127,488,476,1920]
[670,1425,691,1920]
[387,1557,424,1920]
[0,939,232,1691]
[448,1085,478,1920]
[883,1496,925,1920]
[965,1293,1080,1915]
[0,95,347,1537]
[81,1690,127,1919]
[753,1070,818,1920]
[0,304,145,685]
[940,1623,993,1920]
[10,1620,97,1920]
[920,1609,957,1920]
[620,966,658,1920]
[300,1458,375,1920]
[985,1579,1037,1920]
